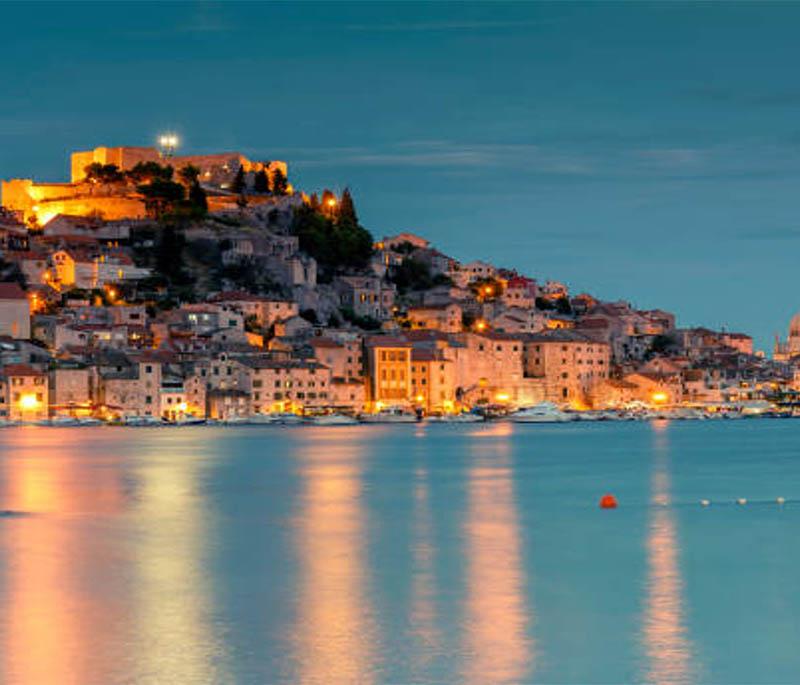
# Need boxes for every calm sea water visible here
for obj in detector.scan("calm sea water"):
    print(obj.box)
[0,420,798,684]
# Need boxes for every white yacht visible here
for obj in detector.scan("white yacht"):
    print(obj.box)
[269,412,303,425]
[360,407,418,424]
[306,413,359,426]
[221,416,250,425]
[427,412,483,423]
[48,416,81,427]
[512,402,574,423]
[124,415,163,427]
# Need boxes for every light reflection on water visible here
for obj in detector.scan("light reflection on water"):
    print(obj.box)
[131,435,229,684]
[461,424,534,683]
[0,429,128,685]
[0,422,797,683]
[290,427,379,684]
[408,466,441,677]
[641,422,697,685]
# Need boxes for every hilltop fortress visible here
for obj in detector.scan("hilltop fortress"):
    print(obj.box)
[1,145,289,224]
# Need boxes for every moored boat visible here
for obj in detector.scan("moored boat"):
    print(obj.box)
[360,407,418,424]
[306,413,359,426]
[427,412,483,423]
[512,402,574,423]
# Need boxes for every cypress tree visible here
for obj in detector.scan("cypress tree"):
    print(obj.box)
[231,166,246,194]
[272,168,288,196]
[338,187,358,226]
[189,182,208,216]
[254,169,270,193]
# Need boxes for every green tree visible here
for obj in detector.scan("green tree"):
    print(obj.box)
[390,257,433,293]
[535,296,556,311]
[231,166,246,194]
[155,225,188,283]
[137,179,186,219]
[299,308,319,324]
[272,168,288,195]
[188,182,208,217]
[178,164,201,186]
[127,161,173,184]
[290,204,374,277]
[84,163,124,184]
[337,187,358,226]
[555,296,573,315]
[253,169,270,193]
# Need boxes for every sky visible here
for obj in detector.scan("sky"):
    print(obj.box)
[1,1,800,350]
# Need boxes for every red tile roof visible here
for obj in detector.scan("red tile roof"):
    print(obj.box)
[1,364,45,378]
[0,282,26,300]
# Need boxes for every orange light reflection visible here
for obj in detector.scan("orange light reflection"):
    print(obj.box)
[291,427,379,683]
[461,428,534,683]
[642,427,696,683]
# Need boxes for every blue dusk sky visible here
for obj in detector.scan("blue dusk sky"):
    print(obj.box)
[1,1,799,349]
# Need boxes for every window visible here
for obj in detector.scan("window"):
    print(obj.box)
[253,380,262,388]
[145,395,152,404]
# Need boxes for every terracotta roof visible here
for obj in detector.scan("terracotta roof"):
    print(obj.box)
[1,364,45,378]
[8,251,48,262]
[365,335,412,348]
[523,329,600,344]
[310,338,344,349]
[408,303,458,312]
[0,282,26,300]
[411,348,448,362]
[506,276,535,288]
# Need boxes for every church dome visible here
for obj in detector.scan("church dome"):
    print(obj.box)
[790,312,800,338]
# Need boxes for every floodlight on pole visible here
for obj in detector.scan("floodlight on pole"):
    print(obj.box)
[158,133,179,159]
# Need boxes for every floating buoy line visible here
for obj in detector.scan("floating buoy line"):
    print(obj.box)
[700,497,788,507]
[597,495,791,509]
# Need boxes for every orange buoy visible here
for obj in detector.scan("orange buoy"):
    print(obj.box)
[599,493,618,509]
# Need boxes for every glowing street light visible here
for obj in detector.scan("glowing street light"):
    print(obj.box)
[651,392,668,405]
[158,133,179,158]
[19,394,39,411]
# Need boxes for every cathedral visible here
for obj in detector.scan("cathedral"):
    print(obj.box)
[773,312,800,361]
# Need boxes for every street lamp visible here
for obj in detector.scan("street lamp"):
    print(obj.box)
[158,133,179,159]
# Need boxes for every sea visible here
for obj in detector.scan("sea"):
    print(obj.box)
[0,420,798,684]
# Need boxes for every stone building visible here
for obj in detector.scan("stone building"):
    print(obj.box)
[522,329,611,406]
[0,283,30,340]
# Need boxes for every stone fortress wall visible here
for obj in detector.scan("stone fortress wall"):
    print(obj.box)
[2,146,289,224]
